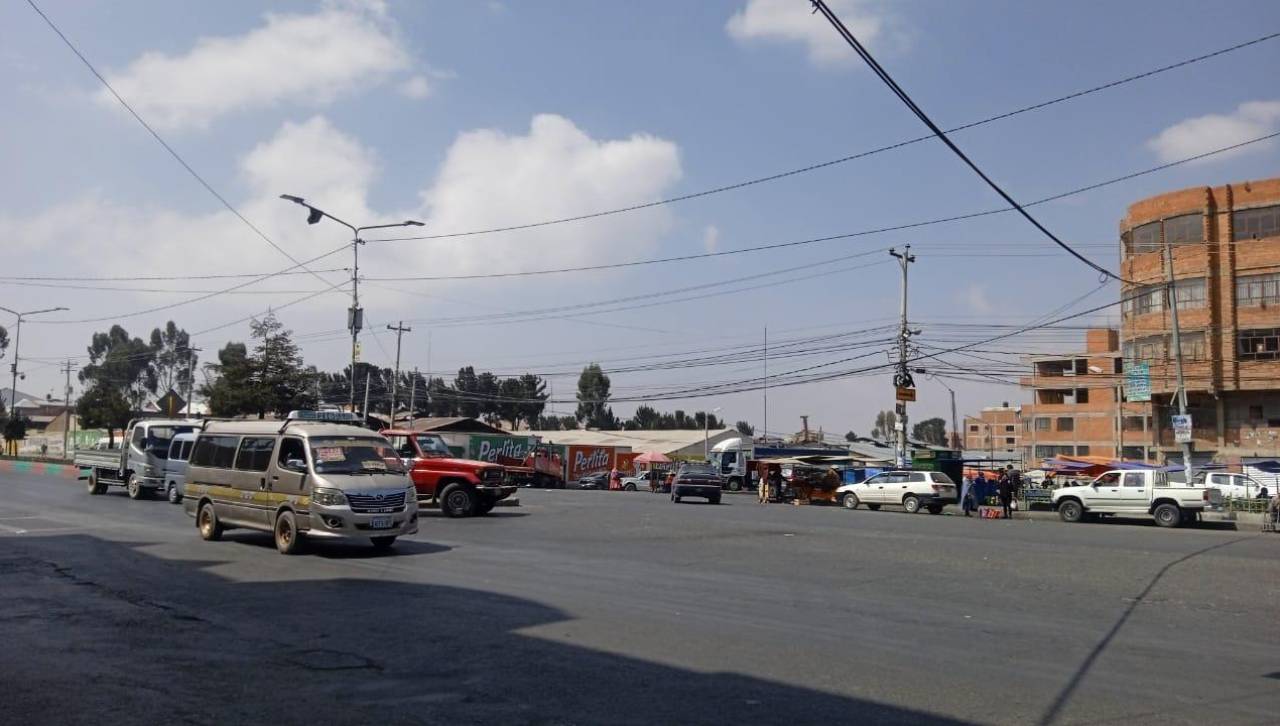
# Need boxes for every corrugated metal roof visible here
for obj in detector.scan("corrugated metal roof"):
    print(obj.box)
[526,428,739,455]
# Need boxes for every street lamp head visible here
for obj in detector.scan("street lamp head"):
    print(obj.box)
[306,208,324,225]
[280,194,305,204]
[403,220,425,227]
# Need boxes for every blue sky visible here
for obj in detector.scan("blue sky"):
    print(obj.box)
[2,0,1279,438]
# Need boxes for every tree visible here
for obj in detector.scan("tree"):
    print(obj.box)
[626,405,662,430]
[249,312,316,418]
[77,325,157,442]
[870,410,897,441]
[575,363,617,429]
[912,417,948,446]
[476,371,500,424]
[735,420,755,436]
[425,376,455,417]
[845,430,858,442]
[454,366,480,418]
[149,321,197,399]
[515,374,548,430]
[200,342,256,417]
[497,377,525,429]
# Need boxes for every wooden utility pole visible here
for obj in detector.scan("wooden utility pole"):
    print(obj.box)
[386,322,411,428]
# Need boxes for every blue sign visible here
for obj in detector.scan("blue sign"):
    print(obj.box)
[1125,362,1151,402]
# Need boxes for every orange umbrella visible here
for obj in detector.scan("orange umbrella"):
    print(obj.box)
[633,451,672,464]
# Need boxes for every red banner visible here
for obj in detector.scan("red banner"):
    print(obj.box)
[615,452,640,475]
[566,445,617,481]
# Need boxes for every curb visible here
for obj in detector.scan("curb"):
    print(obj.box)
[0,459,80,479]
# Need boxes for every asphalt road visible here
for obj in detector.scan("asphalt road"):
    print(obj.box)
[2,470,1278,725]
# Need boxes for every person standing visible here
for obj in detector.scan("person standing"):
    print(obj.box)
[998,471,1015,520]
[960,474,975,517]
[609,467,621,491]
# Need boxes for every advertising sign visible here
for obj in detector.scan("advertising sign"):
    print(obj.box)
[468,435,535,466]
[1172,414,1193,444]
[566,445,617,481]
[616,451,640,475]
[895,386,916,402]
[1125,362,1151,402]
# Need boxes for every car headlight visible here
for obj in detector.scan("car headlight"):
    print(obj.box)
[312,487,347,506]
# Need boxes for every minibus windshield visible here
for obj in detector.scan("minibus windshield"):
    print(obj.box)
[309,437,406,475]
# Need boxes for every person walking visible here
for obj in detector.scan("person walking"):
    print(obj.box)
[608,467,621,491]
[998,471,1015,520]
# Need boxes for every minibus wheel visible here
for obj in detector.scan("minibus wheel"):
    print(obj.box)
[197,502,223,541]
[274,511,301,554]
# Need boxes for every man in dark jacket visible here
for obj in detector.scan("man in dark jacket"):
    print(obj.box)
[998,473,1015,519]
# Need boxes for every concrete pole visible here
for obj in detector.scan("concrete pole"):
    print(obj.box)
[889,246,915,468]
[1163,242,1194,484]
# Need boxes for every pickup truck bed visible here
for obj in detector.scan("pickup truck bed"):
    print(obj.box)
[74,450,124,473]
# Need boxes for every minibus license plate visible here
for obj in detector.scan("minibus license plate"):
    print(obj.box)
[370,516,392,529]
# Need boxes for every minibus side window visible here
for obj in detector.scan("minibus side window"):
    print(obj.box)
[191,436,239,468]
[234,437,277,472]
[278,438,307,471]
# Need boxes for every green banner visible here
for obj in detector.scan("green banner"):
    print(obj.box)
[467,435,534,465]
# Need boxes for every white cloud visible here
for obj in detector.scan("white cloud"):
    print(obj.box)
[417,114,683,273]
[1146,101,1280,163]
[399,75,432,100]
[703,225,720,253]
[962,284,992,314]
[100,1,412,130]
[726,0,900,67]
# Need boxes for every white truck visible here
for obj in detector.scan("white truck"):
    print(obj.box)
[1052,469,1213,528]
[76,418,201,499]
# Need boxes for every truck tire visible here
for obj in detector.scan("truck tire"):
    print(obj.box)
[87,470,107,495]
[197,501,223,541]
[440,483,476,518]
[842,493,859,510]
[1153,503,1182,528]
[902,495,921,514]
[728,478,742,492]
[274,510,301,554]
[1058,499,1084,523]
[167,482,182,504]
[126,474,147,500]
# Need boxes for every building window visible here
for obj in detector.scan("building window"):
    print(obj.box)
[1249,405,1264,420]
[1035,445,1074,458]
[1123,416,1146,432]
[1236,272,1280,307]
[1233,205,1280,242]
[968,425,979,432]
[1164,214,1202,246]
[1128,221,1162,254]
[1174,278,1206,308]
[1004,425,1015,432]
[1238,328,1280,361]
[1121,446,1146,461]
[1124,332,1205,361]
[1005,437,1016,445]
[1178,331,1207,361]
[1075,445,1091,456]
[1035,418,1050,431]
[1122,278,1205,317]
[1056,417,1074,432]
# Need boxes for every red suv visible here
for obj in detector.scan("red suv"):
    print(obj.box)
[382,430,515,518]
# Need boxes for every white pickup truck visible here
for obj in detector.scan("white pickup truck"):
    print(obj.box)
[1052,469,1212,528]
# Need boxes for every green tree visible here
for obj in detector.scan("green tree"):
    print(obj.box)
[912,417,948,446]
[735,420,755,436]
[575,363,617,429]
[844,430,858,442]
[476,371,500,423]
[200,342,256,417]
[149,321,197,400]
[425,376,455,417]
[454,366,480,418]
[77,325,158,442]
[870,410,897,441]
[516,374,547,430]
[497,377,525,429]
[249,312,316,418]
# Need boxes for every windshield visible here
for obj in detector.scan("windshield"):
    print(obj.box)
[680,463,717,476]
[310,437,406,475]
[414,434,453,457]
[146,425,196,459]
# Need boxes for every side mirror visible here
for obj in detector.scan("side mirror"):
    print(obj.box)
[286,458,307,471]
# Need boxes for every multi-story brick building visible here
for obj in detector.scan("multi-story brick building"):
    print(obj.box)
[962,404,1022,461]
[1020,328,1154,465]
[1116,176,1280,467]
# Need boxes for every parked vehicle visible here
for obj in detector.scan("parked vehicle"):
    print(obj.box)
[186,414,418,554]
[1052,469,1211,528]
[836,470,957,514]
[77,418,201,499]
[576,473,607,489]
[1193,471,1265,500]
[709,437,855,491]
[671,463,723,504]
[505,444,565,488]
[163,432,197,504]
[381,429,514,517]
[620,470,663,492]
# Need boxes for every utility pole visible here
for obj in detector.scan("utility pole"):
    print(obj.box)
[889,246,916,468]
[762,326,768,442]
[61,359,77,457]
[408,366,419,429]
[1163,242,1194,484]
[386,322,411,428]
[362,373,372,427]
[2,306,69,422]
[186,347,201,418]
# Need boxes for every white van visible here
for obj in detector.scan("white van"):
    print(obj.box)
[183,415,418,554]
[164,432,197,504]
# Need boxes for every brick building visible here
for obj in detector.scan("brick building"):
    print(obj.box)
[962,403,1022,461]
[1020,329,1154,465]
[1116,177,1280,467]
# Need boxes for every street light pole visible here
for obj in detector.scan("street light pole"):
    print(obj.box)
[279,195,423,416]
[1,305,69,420]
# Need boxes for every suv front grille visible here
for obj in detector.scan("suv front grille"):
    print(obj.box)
[346,491,406,513]
[483,469,504,481]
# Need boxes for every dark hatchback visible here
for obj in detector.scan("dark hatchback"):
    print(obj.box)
[671,463,723,504]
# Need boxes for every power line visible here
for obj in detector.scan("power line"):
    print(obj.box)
[811,0,1119,282]
[365,29,1280,244]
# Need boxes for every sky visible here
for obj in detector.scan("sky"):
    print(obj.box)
[2,0,1279,440]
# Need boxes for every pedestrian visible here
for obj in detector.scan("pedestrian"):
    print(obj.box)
[960,474,975,517]
[609,467,620,491]
[998,471,1015,520]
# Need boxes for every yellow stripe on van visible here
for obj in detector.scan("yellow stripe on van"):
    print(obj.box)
[184,482,310,509]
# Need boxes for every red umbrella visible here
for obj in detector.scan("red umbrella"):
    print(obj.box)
[633,451,672,464]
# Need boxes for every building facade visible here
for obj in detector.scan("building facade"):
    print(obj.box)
[1119,177,1280,465]
[962,403,1022,461]
[1020,328,1154,465]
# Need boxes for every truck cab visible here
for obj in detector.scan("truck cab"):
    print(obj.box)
[709,437,753,491]
[79,418,201,499]
[381,429,515,518]
[1052,469,1211,528]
